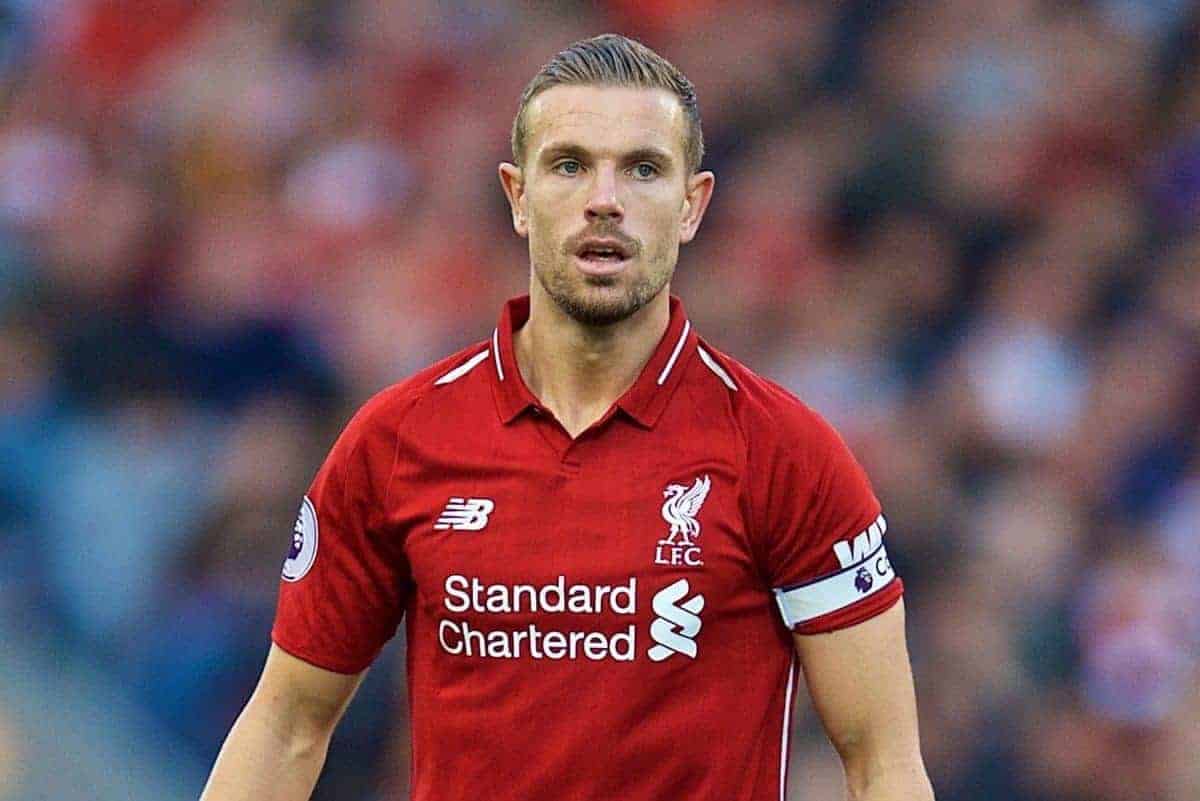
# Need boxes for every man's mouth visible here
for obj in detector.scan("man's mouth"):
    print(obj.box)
[579,248,624,262]
[575,240,632,263]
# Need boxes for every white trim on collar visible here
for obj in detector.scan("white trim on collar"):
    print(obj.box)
[492,328,505,381]
[656,320,691,386]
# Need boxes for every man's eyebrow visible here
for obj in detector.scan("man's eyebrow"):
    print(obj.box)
[537,143,676,165]
[539,143,590,162]
[624,147,675,165]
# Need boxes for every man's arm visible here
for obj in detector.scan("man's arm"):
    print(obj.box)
[793,600,934,801]
[199,644,365,801]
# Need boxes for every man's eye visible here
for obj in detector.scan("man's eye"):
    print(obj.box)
[633,163,658,179]
[555,160,581,175]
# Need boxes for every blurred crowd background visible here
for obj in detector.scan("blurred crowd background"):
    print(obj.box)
[1,1,1197,799]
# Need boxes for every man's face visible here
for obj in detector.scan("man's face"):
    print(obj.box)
[500,84,713,326]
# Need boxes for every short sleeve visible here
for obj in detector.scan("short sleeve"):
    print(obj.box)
[271,398,411,673]
[752,402,902,634]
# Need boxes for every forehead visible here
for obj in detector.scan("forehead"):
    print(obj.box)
[524,84,687,160]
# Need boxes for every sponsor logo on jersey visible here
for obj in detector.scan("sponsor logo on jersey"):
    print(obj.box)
[832,514,887,568]
[435,497,495,531]
[648,578,705,661]
[435,575,706,664]
[438,575,637,661]
[655,475,710,566]
[282,496,319,582]
[832,514,892,589]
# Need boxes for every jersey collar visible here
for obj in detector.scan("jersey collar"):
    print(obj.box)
[490,294,697,429]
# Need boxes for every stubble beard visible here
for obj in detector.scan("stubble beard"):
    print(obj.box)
[532,240,675,328]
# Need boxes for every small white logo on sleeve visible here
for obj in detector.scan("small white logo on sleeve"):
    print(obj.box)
[435,498,495,531]
[282,496,319,582]
[833,514,886,568]
[648,578,705,662]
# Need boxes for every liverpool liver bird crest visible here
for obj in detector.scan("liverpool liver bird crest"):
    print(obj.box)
[660,475,711,546]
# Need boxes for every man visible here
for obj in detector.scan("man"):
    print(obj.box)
[201,34,934,801]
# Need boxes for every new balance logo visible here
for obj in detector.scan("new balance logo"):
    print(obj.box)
[435,498,495,531]
[648,578,705,662]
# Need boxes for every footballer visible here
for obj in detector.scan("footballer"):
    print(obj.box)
[200,34,934,801]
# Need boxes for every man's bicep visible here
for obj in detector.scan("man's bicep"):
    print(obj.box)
[252,643,367,738]
[793,600,922,767]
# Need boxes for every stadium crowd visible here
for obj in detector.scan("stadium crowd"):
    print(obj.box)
[0,1,1197,799]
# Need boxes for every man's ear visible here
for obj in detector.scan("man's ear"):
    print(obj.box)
[498,163,528,237]
[679,170,715,244]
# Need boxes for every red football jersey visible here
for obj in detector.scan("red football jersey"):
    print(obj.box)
[272,295,903,801]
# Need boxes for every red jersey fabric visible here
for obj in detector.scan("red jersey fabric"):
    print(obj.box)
[272,294,903,801]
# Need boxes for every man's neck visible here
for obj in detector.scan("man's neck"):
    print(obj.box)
[513,283,670,438]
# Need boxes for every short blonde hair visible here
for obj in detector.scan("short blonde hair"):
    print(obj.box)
[511,33,705,173]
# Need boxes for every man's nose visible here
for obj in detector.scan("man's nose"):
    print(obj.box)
[585,166,624,222]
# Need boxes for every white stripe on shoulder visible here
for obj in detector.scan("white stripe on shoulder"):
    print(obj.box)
[698,346,737,391]
[492,328,505,381]
[656,320,691,385]
[434,350,491,386]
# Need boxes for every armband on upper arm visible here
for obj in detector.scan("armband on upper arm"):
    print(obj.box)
[773,514,898,629]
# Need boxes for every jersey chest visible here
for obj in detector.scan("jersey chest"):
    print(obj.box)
[393,422,769,663]
[403,457,753,593]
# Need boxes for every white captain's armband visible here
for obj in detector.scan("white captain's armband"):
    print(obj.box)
[773,514,896,628]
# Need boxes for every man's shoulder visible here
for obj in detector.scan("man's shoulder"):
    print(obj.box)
[693,341,831,433]
[691,340,849,461]
[339,338,495,438]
